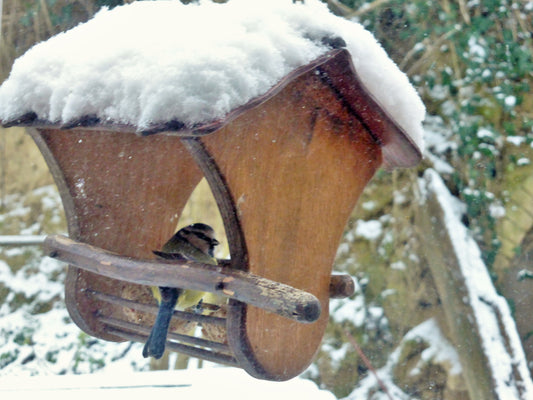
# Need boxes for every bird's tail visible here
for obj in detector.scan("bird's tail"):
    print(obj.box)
[142,287,180,359]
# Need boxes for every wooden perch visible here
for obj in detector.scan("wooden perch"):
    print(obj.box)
[44,235,321,323]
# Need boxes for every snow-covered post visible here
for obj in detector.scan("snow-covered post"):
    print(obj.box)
[416,169,533,400]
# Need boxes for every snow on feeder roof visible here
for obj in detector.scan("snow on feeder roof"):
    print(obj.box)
[0,0,425,156]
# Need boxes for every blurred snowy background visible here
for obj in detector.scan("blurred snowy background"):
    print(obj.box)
[1,1,533,399]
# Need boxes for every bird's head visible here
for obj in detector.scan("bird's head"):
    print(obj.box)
[179,223,219,257]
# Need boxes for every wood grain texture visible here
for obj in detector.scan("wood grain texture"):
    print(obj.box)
[30,128,203,341]
[200,61,382,379]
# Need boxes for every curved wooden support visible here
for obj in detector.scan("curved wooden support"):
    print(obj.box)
[28,128,205,341]
[196,50,383,380]
[44,234,321,323]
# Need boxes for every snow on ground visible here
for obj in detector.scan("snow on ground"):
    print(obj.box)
[354,220,383,241]
[0,249,149,376]
[330,280,366,328]
[0,366,336,400]
[0,186,148,376]
[0,0,425,151]
[343,318,461,400]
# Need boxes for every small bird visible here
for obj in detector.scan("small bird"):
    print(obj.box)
[142,223,219,359]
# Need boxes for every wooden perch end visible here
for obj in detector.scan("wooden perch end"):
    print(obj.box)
[329,274,355,299]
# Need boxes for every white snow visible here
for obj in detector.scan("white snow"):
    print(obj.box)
[517,157,530,166]
[0,367,336,400]
[423,118,453,148]
[425,152,454,174]
[477,127,495,139]
[507,135,527,146]
[505,95,517,107]
[361,201,376,211]
[322,342,351,369]
[354,219,382,241]
[0,0,425,151]
[405,319,462,377]
[517,269,533,280]
[390,261,406,270]
[420,169,533,399]
[468,36,486,59]
[343,318,462,400]
[0,256,62,300]
[489,203,506,218]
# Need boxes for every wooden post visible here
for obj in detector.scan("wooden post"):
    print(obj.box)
[416,170,532,400]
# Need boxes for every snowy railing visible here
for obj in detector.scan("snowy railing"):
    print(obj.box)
[0,235,47,246]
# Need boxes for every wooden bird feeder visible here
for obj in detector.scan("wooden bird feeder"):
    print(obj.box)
[2,47,421,380]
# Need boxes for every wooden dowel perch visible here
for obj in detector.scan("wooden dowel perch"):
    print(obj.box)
[44,235,321,323]
[329,274,355,299]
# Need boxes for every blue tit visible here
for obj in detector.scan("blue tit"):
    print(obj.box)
[142,223,219,359]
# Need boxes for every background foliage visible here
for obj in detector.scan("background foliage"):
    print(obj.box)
[1,0,533,398]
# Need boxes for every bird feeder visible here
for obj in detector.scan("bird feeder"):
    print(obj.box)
[0,2,423,381]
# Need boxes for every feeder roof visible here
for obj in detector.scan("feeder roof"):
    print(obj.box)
[0,0,425,153]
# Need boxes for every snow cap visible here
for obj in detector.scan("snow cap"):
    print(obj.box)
[0,0,425,152]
